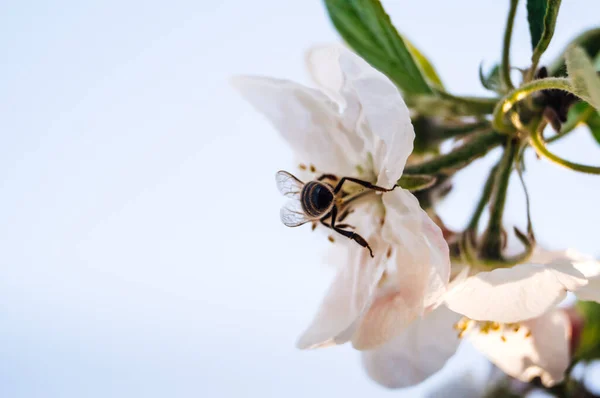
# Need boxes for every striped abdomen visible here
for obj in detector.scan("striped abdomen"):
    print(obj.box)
[301,181,334,218]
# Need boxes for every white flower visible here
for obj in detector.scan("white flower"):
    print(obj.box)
[362,248,600,388]
[231,46,450,350]
[448,248,600,386]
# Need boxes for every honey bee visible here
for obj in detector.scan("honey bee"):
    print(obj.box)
[275,170,396,257]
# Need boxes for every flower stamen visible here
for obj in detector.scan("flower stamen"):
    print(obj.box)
[455,317,529,341]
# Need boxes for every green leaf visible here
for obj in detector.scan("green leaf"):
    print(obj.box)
[560,101,592,134]
[478,63,501,92]
[324,0,432,94]
[548,28,600,76]
[566,46,600,110]
[586,109,600,144]
[403,35,444,90]
[396,174,437,191]
[527,0,562,62]
[527,0,547,50]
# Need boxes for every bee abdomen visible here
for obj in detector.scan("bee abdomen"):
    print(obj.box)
[301,181,334,218]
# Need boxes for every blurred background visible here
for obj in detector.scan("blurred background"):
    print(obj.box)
[1,1,600,397]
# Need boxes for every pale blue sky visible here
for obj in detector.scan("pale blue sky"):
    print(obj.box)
[0,1,599,397]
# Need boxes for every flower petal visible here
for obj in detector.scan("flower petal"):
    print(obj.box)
[530,248,600,303]
[296,235,387,349]
[383,189,450,310]
[305,45,351,109]
[350,190,450,350]
[230,75,358,176]
[307,46,415,186]
[361,306,461,388]
[445,262,587,323]
[336,51,415,186]
[304,45,366,159]
[469,310,571,387]
[350,284,421,350]
[571,258,600,302]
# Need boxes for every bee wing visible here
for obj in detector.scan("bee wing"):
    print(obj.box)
[280,199,311,227]
[276,170,304,198]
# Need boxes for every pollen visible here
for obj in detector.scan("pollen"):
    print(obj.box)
[328,235,335,243]
[454,317,473,338]
[386,247,392,259]
[309,164,316,173]
[507,323,520,333]
[455,318,528,341]
[299,163,307,170]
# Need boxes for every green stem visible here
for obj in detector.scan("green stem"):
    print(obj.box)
[434,122,491,140]
[501,0,519,91]
[434,89,498,114]
[530,126,600,174]
[480,139,518,260]
[403,131,505,175]
[492,77,574,132]
[467,164,498,231]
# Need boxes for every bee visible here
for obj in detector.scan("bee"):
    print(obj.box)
[275,170,396,257]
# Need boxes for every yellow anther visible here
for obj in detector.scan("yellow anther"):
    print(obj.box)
[501,335,507,342]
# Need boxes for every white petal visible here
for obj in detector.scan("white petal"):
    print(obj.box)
[383,189,450,310]
[305,45,350,108]
[296,236,387,349]
[230,75,358,176]
[304,46,366,160]
[469,310,571,387]
[361,306,462,388]
[336,51,415,186]
[572,258,600,302]
[350,284,421,350]
[531,248,600,303]
[307,46,415,186]
[445,262,587,323]
[350,190,450,350]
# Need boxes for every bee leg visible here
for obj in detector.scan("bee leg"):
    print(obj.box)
[317,174,338,182]
[328,205,374,258]
[334,227,374,257]
[320,220,354,230]
[336,223,355,229]
[333,177,397,194]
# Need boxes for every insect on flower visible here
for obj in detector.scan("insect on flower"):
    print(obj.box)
[276,170,396,257]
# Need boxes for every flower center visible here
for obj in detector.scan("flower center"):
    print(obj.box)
[454,317,532,341]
